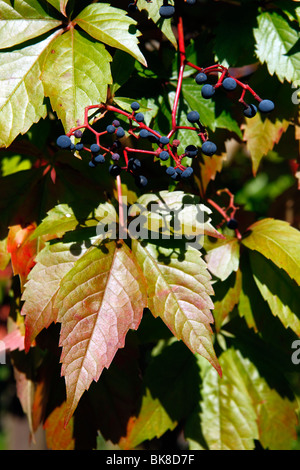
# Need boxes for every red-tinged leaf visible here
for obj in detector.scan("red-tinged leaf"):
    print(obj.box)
[7,223,38,290]
[12,363,35,436]
[0,329,25,354]
[242,114,289,175]
[132,240,221,377]
[55,240,147,424]
[44,401,75,450]
[197,153,227,198]
[242,218,300,285]
[205,237,240,281]
[0,237,10,270]
[21,240,86,353]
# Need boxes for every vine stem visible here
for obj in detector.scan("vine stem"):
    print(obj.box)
[172,15,186,129]
[116,174,126,238]
[207,197,242,240]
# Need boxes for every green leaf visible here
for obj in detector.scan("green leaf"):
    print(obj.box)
[213,270,242,332]
[200,347,298,450]
[119,387,177,449]
[181,79,242,137]
[242,218,300,285]
[46,0,68,16]
[56,240,147,424]
[132,239,221,377]
[254,11,300,83]
[0,32,57,148]
[75,3,146,66]
[213,5,257,67]
[110,49,136,96]
[31,202,117,240]
[0,0,62,49]
[242,113,289,175]
[41,28,112,132]
[249,251,300,336]
[136,0,177,49]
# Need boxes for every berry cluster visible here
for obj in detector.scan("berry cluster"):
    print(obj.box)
[193,66,274,118]
[56,101,197,188]
[56,6,274,194]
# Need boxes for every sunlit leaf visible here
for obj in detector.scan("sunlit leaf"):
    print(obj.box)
[132,239,221,376]
[242,218,300,285]
[41,28,112,132]
[0,32,57,148]
[249,251,300,335]
[254,11,300,83]
[56,240,147,424]
[0,0,62,48]
[75,3,146,66]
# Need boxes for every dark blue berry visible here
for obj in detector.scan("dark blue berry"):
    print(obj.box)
[159,151,169,161]
[74,129,83,138]
[159,5,175,18]
[202,141,217,156]
[131,101,140,111]
[109,164,121,176]
[160,136,169,145]
[89,161,96,168]
[243,104,257,118]
[187,111,200,123]
[135,175,148,187]
[227,218,238,230]
[166,166,176,176]
[201,84,215,99]
[181,167,194,178]
[90,143,100,153]
[135,113,144,122]
[222,77,237,91]
[258,99,275,113]
[94,154,105,164]
[185,145,198,157]
[116,127,125,138]
[112,119,120,127]
[139,129,149,138]
[106,125,115,134]
[56,135,71,149]
[112,153,120,161]
[195,72,207,84]
[75,143,84,151]
[148,132,160,143]
[128,158,141,171]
